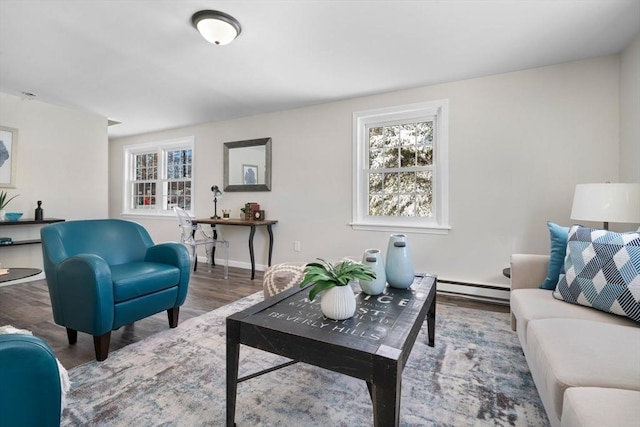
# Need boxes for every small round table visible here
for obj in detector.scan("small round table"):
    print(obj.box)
[0,268,42,283]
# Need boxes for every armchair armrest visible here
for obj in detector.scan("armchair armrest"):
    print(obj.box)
[56,254,114,335]
[0,334,62,426]
[146,242,191,304]
[509,254,550,291]
[146,242,190,269]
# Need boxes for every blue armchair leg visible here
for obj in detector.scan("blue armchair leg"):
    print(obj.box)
[168,307,180,328]
[94,332,111,361]
[66,328,78,344]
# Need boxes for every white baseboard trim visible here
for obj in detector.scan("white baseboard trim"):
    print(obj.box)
[196,256,267,273]
[436,279,510,304]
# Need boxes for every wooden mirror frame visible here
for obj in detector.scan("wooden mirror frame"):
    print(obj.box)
[223,137,272,192]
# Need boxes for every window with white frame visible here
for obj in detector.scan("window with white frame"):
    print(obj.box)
[352,100,450,233]
[123,137,194,215]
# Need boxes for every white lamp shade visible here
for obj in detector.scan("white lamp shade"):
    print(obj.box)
[570,183,640,224]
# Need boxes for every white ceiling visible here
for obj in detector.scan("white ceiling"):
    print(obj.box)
[1,0,638,139]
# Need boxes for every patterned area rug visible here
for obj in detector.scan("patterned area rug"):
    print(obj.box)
[62,292,549,426]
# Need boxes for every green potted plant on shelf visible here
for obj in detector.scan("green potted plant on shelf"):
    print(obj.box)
[0,191,19,221]
[300,258,376,320]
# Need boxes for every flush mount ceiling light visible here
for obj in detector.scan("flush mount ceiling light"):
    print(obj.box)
[191,10,241,46]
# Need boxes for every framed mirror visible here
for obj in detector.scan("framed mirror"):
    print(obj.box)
[223,137,272,192]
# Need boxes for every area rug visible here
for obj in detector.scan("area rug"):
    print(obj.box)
[62,292,549,426]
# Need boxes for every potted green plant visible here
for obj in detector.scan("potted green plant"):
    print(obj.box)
[0,191,19,221]
[300,258,376,320]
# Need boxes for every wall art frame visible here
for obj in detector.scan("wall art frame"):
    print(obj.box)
[0,126,18,188]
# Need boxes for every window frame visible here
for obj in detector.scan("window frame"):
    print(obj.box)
[122,136,195,217]
[351,100,450,234]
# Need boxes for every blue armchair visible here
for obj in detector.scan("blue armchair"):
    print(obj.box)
[41,219,191,361]
[0,334,62,426]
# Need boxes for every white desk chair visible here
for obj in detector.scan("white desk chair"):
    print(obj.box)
[173,207,229,279]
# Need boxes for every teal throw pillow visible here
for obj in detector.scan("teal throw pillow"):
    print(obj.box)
[539,221,570,290]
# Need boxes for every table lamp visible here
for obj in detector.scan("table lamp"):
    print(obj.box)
[570,183,640,230]
[211,185,222,219]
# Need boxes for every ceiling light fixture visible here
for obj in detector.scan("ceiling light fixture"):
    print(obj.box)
[191,10,241,46]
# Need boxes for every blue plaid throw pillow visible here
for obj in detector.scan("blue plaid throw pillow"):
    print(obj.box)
[553,225,640,322]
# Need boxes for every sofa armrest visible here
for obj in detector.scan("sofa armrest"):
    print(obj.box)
[510,254,550,291]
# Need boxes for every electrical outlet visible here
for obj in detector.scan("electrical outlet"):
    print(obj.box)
[294,240,301,252]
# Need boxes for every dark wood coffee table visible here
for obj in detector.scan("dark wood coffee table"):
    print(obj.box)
[226,274,437,426]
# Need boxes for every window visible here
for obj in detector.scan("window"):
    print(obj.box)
[124,137,194,216]
[352,100,449,233]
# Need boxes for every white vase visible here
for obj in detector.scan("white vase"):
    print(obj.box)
[360,248,387,295]
[0,210,5,221]
[320,283,356,320]
[385,234,415,289]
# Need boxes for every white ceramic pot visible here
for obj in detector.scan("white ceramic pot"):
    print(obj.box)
[360,248,387,295]
[320,283,356,320]
[385,234,415,289]
[0,210,5,221]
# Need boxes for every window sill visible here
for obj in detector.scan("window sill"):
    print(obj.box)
[350,222,451,235]
[120,212,179,220]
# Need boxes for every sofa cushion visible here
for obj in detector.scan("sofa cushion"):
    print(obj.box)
[554,225,640,322]
[526,318,640,422]
[510,288,638,345]
[540,222,570,290]
[561,388,640,427]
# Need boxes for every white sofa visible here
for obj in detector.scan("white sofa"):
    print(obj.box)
[510,254,640,427]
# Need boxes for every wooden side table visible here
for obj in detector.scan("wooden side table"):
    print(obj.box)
[193,218,278,279]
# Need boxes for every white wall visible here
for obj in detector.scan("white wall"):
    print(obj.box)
[109,55,620,288]
[620,32,640,183]
[0,92,109,271]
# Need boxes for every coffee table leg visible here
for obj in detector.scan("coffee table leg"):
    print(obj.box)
[427,290,436,347]
[371,360,401,427]
[226,319,240,427]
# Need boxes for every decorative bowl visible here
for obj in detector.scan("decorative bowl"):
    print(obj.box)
[4,212,23,221]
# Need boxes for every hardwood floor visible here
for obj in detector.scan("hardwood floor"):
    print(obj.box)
[0,266,508,369]
[0,265,263,368]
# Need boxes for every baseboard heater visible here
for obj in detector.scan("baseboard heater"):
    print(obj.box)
[436,279,510,305]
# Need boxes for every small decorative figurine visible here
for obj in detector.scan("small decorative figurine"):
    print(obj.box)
[35,200,43,221]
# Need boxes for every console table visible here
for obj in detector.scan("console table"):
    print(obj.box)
[193,218,278,280]
[0,218,65,247]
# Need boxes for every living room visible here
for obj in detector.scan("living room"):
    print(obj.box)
[0,1,638,291]
[0,1,639,426]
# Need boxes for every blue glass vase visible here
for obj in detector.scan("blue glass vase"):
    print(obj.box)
[360,248,386,295]
[385,234,414,289]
